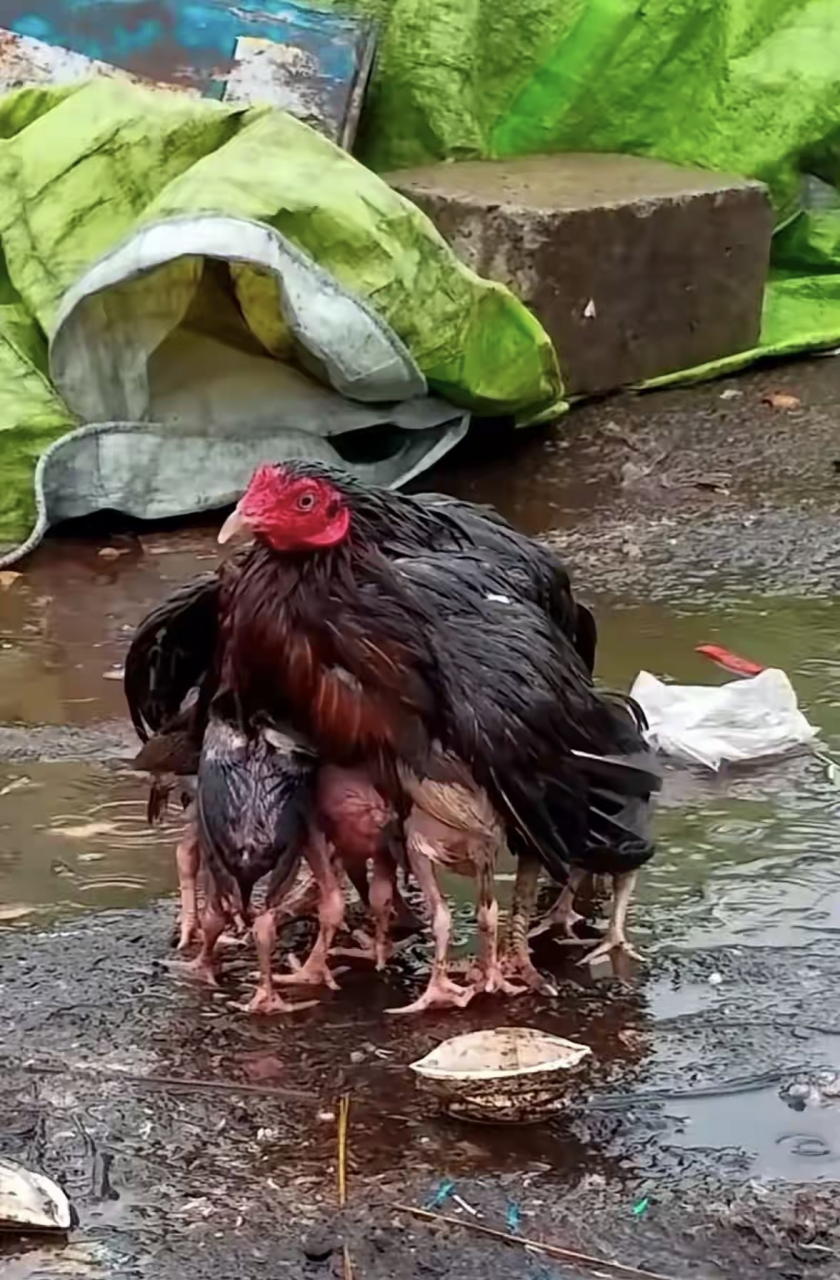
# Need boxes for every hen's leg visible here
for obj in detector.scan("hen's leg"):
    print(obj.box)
[500,853,557,995]
[175,828,200,951]
[473,860,524,996]
[529,866,586,940]
[275,832,344,990]
[387,840,473,1014]
[579,870,641,964]
[275,863,321,924]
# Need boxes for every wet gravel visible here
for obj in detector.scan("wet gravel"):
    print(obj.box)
[3,905,840,1279]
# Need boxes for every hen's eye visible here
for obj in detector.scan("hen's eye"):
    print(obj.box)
[297,492,316,512]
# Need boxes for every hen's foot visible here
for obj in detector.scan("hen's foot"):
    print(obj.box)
[176,918,199,952]
[529,907,584,941]
[166,955,219,987]
[273,951,341,990]
[465,959,526,997]
[331,929,413,968]
[499,950,557,996]
[386,972,474,1015]
[217,932,248,950]
[241,984,319,1015]
[577,930,642,966]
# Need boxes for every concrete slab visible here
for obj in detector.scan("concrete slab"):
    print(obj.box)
[388,154,774,396]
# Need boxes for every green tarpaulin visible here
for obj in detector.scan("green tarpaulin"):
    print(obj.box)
[355,0,840,376]
[0,78,562,560]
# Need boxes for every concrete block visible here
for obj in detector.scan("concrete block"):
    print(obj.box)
[387,154,773,397]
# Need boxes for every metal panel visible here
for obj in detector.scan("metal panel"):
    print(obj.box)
[0,0,376,146]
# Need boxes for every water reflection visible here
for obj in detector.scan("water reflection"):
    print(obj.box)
[0,761,178,923]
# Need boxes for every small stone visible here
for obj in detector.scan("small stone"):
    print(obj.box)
[302,1230,335,1263]
[371,1228,389,1253]
[349,1050,365,1065]
[708,971,723,986]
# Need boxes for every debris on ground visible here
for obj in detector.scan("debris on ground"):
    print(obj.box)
[630,667,818,770]
[761,392,802,410]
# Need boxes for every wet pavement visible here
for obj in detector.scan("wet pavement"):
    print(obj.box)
[3,359,840,1277]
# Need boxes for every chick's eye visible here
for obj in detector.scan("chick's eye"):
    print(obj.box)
[296,491,317,512]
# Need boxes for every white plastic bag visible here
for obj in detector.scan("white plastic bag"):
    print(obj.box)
[629,668,818,771]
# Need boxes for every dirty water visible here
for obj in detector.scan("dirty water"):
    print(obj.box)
[4,367,840,1276]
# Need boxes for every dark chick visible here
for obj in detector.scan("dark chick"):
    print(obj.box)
[192,698,318,1013]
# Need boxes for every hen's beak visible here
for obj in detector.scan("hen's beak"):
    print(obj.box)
[218,505,251,545]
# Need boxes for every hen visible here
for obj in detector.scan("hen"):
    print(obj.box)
[210,462,660,1008]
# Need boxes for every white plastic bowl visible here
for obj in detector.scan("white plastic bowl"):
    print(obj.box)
[0,1158,72,1233]
[410,1026,591,1123]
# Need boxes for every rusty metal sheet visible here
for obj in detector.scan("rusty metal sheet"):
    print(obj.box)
[0,0,376,147]
[0,27,197,95]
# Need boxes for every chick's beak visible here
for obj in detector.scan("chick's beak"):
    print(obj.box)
[218,505,252,545]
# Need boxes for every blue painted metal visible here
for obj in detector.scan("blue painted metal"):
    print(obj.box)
[0,0,376,145]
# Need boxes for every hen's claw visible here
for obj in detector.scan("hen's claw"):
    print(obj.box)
[330,932,413,966]
[529,909,584,941]
[176,920,199,952]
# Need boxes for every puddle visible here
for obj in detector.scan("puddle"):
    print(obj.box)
[0,760,179,922]
[665,1084,840,1180]
[0,524,220,727]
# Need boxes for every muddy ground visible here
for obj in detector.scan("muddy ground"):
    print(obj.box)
[4,358,840,1279]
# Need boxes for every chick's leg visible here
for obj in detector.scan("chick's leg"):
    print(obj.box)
[183,898,226,986]
[579,869,641,964]
[274,831,344,990]
[387,836,473,1015]
[369,851,396,969]
[174,827,200,951]
[499,853,557,995]
[331,851,403,968]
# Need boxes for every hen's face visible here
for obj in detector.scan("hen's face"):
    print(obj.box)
[218,464,350,551]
